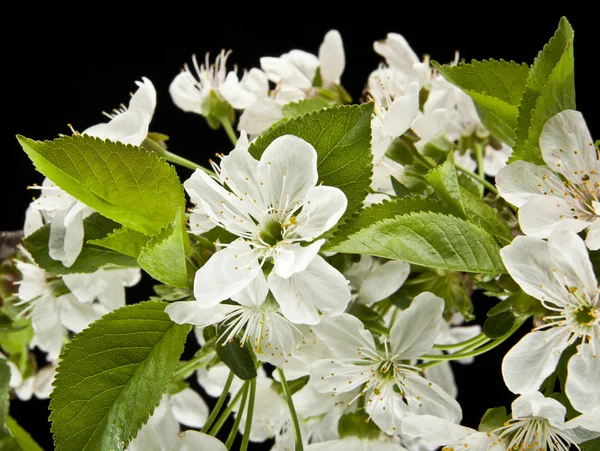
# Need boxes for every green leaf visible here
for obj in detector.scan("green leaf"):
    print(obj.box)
[0,359,9,437]
[483,310,515,338]
[432,59,529,145]
[487,290,538,317]
[49,301,190,451]
[557,342,578,392]
[328,210,506,274]
[425,153,466,218]
[581,437,600,450]
[478,406,509,432]
[216,337,257,381]
[138,209,192,288]
[249,104,374,222]
[391,177,410,198]
[386,138,415,165]
[460,188,513,244]
[510,17,575,164]
[282,98,330,118]
[17,135,185,235]
[2,416,44,451]
[88,227,149,258]
[24,213,138,275]
[338,411,381,440]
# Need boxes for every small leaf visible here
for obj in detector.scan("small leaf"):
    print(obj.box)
[88,227,149,258]
[386,138,415,165]
[49,301,190,451]
[391,177,410,198]
[478,406,510,432]
[24,213,138,275]
[282,98,330,118]
[138,209,192,288]
[216,337,257,381]
[483,310,515,338]
[249,104,374,223]
[425,153,466,218]
[17,135,185,235]
[2,416,44,451]
[460,188,513,243]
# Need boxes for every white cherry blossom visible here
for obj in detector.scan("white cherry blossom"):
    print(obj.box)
[2,356,56,401]
[500,230,600,410]
[496,110,600,249]
[306,436,409,451]
[175,134,351,325]
[454,142,512,177]
[344,256,410,305]
[309,294,462,434]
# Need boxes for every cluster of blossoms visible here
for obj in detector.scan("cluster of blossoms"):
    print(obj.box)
[2,23,599,451]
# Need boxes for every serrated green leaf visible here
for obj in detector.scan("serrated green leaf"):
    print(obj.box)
[425,153,466,218]
[49,301,191,451]
[460,188,513,244]
[433,59,529,145]
[326,197,451,249]
[478,406,509,432]
[510,17,575,164]
[24,213,138,275]
[282,98,330,118]
[329,210,506,274]
[138,209,192,288]
[249,104,374,222]
[88,227,149,258]
[17,135,185,235]
[1,416,44,451]
[483,310,515,338]
[216,337,257,381]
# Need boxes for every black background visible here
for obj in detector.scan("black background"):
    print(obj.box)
[3,7,596,450]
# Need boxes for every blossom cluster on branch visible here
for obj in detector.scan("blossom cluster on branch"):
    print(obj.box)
[1,16,598,451]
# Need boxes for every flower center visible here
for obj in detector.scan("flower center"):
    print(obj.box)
[260,219,284,246]
[573,304,597,326]
[496,417,575,451]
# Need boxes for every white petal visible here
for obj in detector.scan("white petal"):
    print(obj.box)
[565,408,600,433]
[14,378,34,401]
[306,437,406,451]
[411,108,448,147]
[240,68,270,98]
[318,30,345,86]
[196,363,234,398]
[424,361,457,398]
[230,271,269,307]
[168,431,227,451]
[84,110,150,146]
[33,364,56,399]
[128,77,156,116]
[401,414,473,447]
[295,186,348,241]
[383,82,420,138]
[308,359,371,395]
[193,240,260,307]
[62,272,108,304]
[365,383,407,434]
[49,203,84,267]
[58,295,103,333]
[403,372,462,422]
[390,292,444,359]
[5,360,23,389]
[260,57,312,90]
[585,218,600,250]
[269,255,351,325]
[170,388,209,428]
[165,301,232,327]
[274,84,306,104]
[24,205,44,237]
[483,143,511,177]
[169,71,203,115]
[257,135,318,207]
[236,383,287,442]
[511,391,566,427]
[30,296,64,360]
[373,33,420,74]
[257,312,302,367]
[220,146,266,213]
[219,72,258,110]
[14,261,47,302]
[311,312,377,358]
[237,98,284,136]
[273,239,324,279]
[540,110,598,182]
[502,329,568,394]
[358,260,410,304]
[500,235,570,305]
[496,160,565,207]
[454,150,477,173]
[129,396,179,451]
[518,196,589,238]
[293,383,338,418]
[566,342,600,414]
[282,50,319,83]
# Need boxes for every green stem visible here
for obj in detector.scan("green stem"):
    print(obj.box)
[225,383,250,449]
[220,116,238,146]
[209,383,247,436]
[474,141,485,182]
[432,332,489,350]
[277,368,304,451]
[240,378,256,451]
[407,141,435,169]
[142,138,214,175]
[172,339,216,380]
[454,162,498,194]
[201,371,234,434]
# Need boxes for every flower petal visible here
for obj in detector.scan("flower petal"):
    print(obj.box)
[566,342,600,414]
[166,300,232,328]
[58,295,103,333]
[411,108,448,147]
[170,388,210,428]
[24,205,44,237]
[483,143,511,177]
[49,202,84,267]
[62,272,108,304]
[14,261,47,302]
[193,240,260,307]
[257,312,302,367]
[30,296,64,360]
[281,50,319,83]
[33,364,56,399]
[129,77,157,117]
[511,391,566,427]
[311,312,377,358]
[269,255,351,325]
[390,292,444,359]
[241,68,269,98]
[168,431,227,451]
[231,271,269,307]
[400,414,473,447]
[518,196,589,238]
[260,57,312,90]
[220,145,267,214]
[373,33,420,74]
[403,372,462,422]
[169,71,203,115]
[423,361,457,399]
[502,329,568,394]
[295,186,347,241]
[540,110,599,183]
[84,110,150,146]
[585,217,600,250]
[219,72,258,110]
[273,239,324,279]
[496,160,564,207]
[237,98,284,136]
[358,260,410,304]
[366,382,407,434]
[318,30,345,86]
[383,81,420,138]
[257,135,318,208]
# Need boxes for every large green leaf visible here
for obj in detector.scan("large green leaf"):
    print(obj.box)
[425,153,466,218]
[88,227,149,259]
[17,135,185,235]
[328,211,506,274]
[510,17,575,164]
[138,209,192,288]
[433,59,529,145]
[249,104,374,220]
[49,302,190,451]
[282,98,330,118]
[24,213,138,275]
